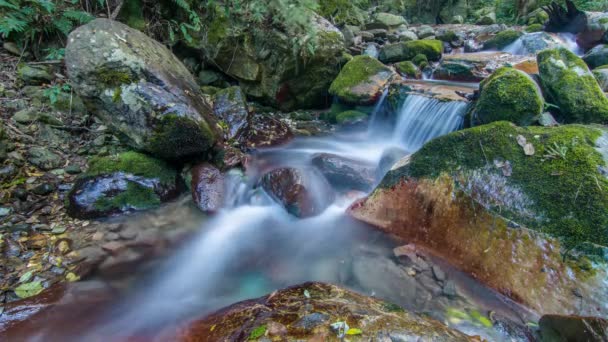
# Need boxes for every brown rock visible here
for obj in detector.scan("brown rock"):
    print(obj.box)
[191,163,224,213]
[260,168,320,218]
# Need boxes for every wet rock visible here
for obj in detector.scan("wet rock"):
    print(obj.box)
[433,52,537,82]
[368,13,407,31]
[515,32,564,54]
[32,183,55,196]
[17,64,54,85]
[0,164,17,181]
[173,282,470,341]
[312,153,375,191]
[583,44,608,69]
[191,163,224,213]
[377,147,407,179]
[483,30,523,50]
[329,55,395,105]
[538,47,608,123]
[239,113,293,149]
[67,152,182,219]
[27,147,62,171]
[476,9,496,25]
[473,67,543,126]
[212,86,250,140]
[379,40,443,63]
[65,19,218,160]
[260,168,319,218]
[416,25,435,39]
[539,315,608,341]
[397,29,418,42]
[350,121,608,314]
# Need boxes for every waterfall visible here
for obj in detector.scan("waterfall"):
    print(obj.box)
[392,94,466,151]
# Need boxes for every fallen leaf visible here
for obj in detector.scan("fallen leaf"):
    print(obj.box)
[15,281,44,298]
[19,271,34,283]
[65,272,80,282]
[346,328,362,335]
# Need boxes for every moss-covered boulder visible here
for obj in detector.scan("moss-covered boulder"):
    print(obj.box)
[65,19,218,160]
[17,64,55,85]
[433,52,537,82]
[395,61,421,79]
[483,30,523,50]
[351,121,608,314]
[193,13,345,110]
[525,24,543,33]
[329,55,395,105]
[368,12,407,30]
[474,67,543,126]
[67,152,182,219]
[593,65,608,92]
[379,40,443,64]
[538,47,608,123]
[583,44,608,69]
[173,282,470,341]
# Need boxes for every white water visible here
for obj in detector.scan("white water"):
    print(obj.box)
[77,92,526,341]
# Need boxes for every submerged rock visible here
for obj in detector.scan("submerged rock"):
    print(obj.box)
[172,282,470,341]
[379,39,443,63]
[67,152,182,219]
[538,47,608,123]
[191,163,224,213]
[474,67,543,126]
[212,86,250,140]
[312,153,375,191]
[65,19,218,160]
[329,55,395,105]
[350,121,608,315]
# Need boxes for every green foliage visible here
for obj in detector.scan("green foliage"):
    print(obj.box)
[87,151,177,186]
[43,83,71,105]
[0,0,95,55]
[317,0,369,26]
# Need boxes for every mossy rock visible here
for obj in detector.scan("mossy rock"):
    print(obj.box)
[474,67,543,126]
[379,40,443,64]
[412,54,428,66]
[583,44,608,70]
[382,121,608,248]
[336,110,368,125]
[395,61,421,79]
[525,24,543,33]
[483,30,523,50]
[436,30,457,42]
[593,67,608,92]
[538,48,608,123]
[67,151,182,219]
[329,55,395,105]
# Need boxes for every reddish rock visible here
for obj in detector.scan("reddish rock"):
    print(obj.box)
[260,168,321,218]
[239,113,293,150]
[311,153,375,191]
[191,163,224,213]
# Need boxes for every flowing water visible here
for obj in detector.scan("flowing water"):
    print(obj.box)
[503,32,584,56]
[4,91,536,341]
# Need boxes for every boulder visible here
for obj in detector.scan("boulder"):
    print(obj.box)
[368,12,407,30]
[194,13,345,110]
[312,153,375,191]
[583,44,608,69]
[395,61,421,79]
[172,282,470,341]
[511,32,564,55]
[65,19,217,160]
[329,55,395,105]
[191,163,224,213]
[212,86,250,140]
[433,52,537,82]
[483,30,523,50]
[593,66,608,92]
[539,315,608,341]
[538,47,608,123]
[416,25,435,39]
[474,67,543,126]
[67,152,182,219]
[397,29,418,42]
[476,8,496,25]
[260,168,321,217]
[17,64,55,85]
[350,121,608,314]
[379,40,443,63]
[239,113,293,149]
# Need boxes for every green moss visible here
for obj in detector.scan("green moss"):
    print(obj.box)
[436,30,457,42]
[248,324,267,340]
[412,54,428,66]
[200,86,221,95]
[383,121,608,248]
[484,30,523,50]
[112,87,122,103]
[329,55,391,103]
[382,301,405,312]
[525,24,543,33]
[87,151,176,186]
[538,48,608,123]
[475,67,543,126]
[94,182,161,212]
[336,110,367,124]
[97,68,134,88]
[382,40,443,63]
[396,61,420,78]
[147,114,215,160]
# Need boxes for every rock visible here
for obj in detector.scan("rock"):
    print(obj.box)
[12,108,39,124]
[451,15,464,24]
[335,110,368,127]
[397,29,418,42]
[3,42,21,56]
[538,112,559,127]
[416,25,435,39]
[27,147,62,171]
[239,113,293,149]
[194,13,345,110]
[436,29,458,43]
[476,10,496,25]
[67,152,182,219]
[369,13,407,30]
[329,55,395,105]
[377,147,407,179]
[433,52,537,82]
[539,315,608,341]
[474,67,543,126]
[483,30,523,50]
[395,61,421,79]
[197,69,224,86]
[172,282,470,341]
[212,86,250,140]
[432,265,446,282]
[525,23,544,33]
[17,64,54,85]
[594,66,608,92]
[65,19,218,160]
[583,44,608,69]
[350,121,608,314]
[65,165,82,175]
[260,167,325,218]
[538,47,608,123]
[379,40,443,63]
[191,163,224,213]
[312,153,375,191]
[514,32,564,55]
[367,29,387,39]
[360,31,375,42]
[32,183,55,196]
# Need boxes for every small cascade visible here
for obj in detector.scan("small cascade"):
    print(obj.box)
[503,32,583,56]
[392,94,466,151]
[555,32,584,56]
[367,88,389,134]
[363,44,379,59]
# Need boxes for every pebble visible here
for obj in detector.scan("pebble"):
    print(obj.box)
[0,207,11,216]
[12,188,28,201]
[65,165,82,174]
[32,183,55,196]
[92,232,104,241]
[51,226,67,234]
